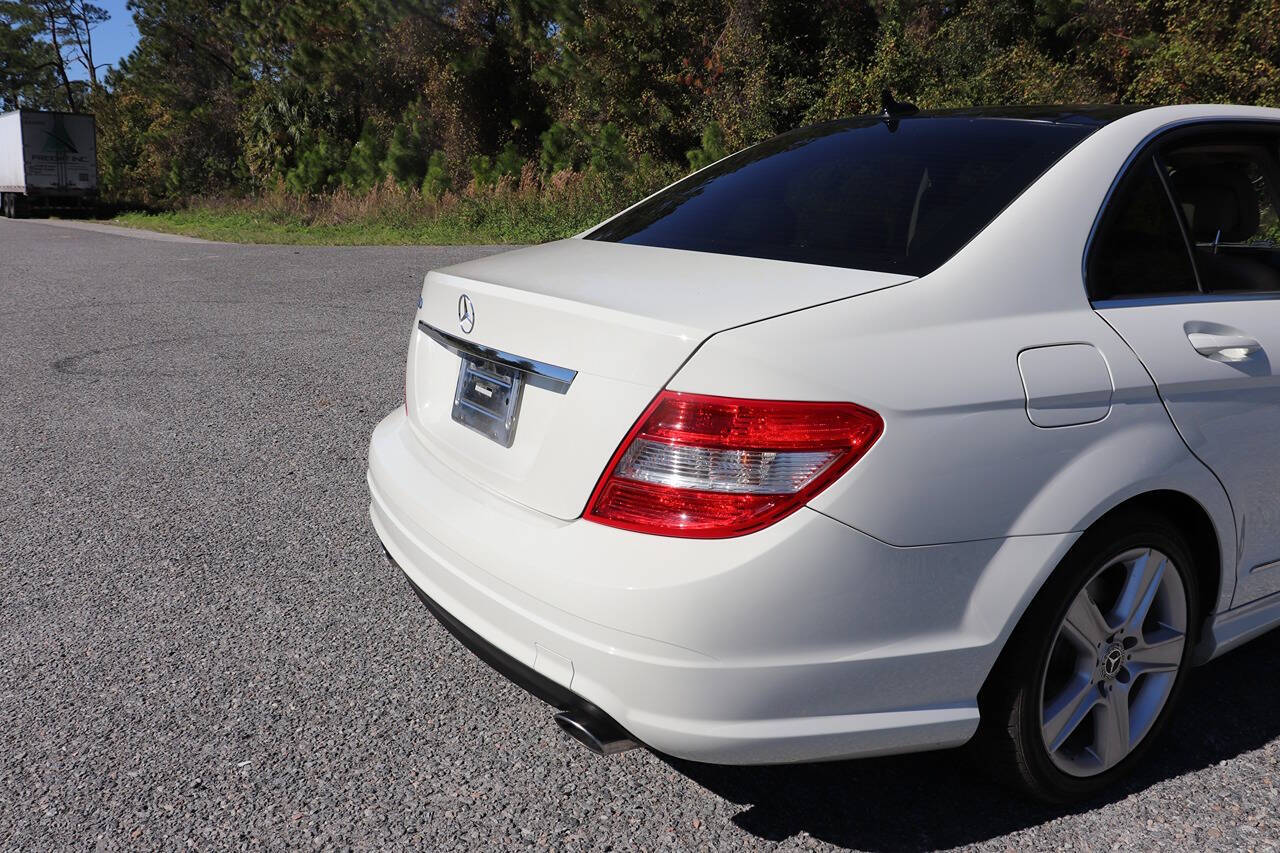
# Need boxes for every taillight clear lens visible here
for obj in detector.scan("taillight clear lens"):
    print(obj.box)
[583,391,882,538]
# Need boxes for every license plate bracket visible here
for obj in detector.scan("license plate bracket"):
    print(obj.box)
[451,354,525,447]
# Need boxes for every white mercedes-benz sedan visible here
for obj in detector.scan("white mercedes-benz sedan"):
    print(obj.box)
[368,103,1280,801]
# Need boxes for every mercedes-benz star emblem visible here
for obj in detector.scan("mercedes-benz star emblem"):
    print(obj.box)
[1102,644,1124,679]
[458,294,475,335]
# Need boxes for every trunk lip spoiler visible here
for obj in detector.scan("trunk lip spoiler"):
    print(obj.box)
[418,319,577,394]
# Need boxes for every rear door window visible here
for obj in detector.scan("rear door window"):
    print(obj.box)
[1160,136,1280,294]
[588,118,1092,276]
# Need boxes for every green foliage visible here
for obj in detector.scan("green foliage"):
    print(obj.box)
[95,0,247,200]
[284,132,346,194]
[589,123,630,175]
[495,141,523,178]
[422,150,451,198]
[468,153,497,188]
[806,0,1100,121]
[470,141,523,188]
[381,114,432,188]
[1123,0,1280,107]
[2,0,103,111]
[342,122,387,190]
[1,0,59,110]
[539,121,579,172]
[239,81,346,187]
[685,122,728,171]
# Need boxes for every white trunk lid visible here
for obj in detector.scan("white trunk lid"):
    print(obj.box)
[407,238,911,520]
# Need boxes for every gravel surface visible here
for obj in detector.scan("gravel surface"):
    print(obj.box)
[2,217,1278,851]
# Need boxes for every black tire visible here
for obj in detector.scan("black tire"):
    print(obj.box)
[1,193,12,218]
[974,509,1201,803]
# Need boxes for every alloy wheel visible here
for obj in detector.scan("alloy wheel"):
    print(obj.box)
[1039,547,1189,777]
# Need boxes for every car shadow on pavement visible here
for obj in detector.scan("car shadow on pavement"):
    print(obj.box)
[666,628,1280,851]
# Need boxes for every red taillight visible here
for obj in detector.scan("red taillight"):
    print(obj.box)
[583,391,882,538]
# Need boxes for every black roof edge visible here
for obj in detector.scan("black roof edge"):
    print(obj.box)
[898,104,1154,126]
[762,104,1152,149]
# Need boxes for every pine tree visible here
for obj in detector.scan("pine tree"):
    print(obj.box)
[422,150,451,197]
[686,123,727,171]
[380,114,431,188]
[0,0,60,109]
[590,123,629,175]
[342,121,386,190]
[538,121,578,172]
[284,132,345,194]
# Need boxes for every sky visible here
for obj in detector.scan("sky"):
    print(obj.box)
[68,0,140,81]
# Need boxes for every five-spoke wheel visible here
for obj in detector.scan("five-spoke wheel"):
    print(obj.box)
[1040,548,1188,776]
[978,511,1198,802]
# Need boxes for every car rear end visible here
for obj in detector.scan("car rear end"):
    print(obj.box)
[368,112,1105,763]
[370,240,975,762]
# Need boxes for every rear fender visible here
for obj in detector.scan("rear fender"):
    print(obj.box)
[670,277,1237,620]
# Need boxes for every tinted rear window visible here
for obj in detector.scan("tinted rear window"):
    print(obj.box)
[588,117,1093,276]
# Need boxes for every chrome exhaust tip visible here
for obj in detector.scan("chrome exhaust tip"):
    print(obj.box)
[554,708,638,756]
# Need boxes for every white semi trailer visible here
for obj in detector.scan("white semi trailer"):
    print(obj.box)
[0,110,98,218]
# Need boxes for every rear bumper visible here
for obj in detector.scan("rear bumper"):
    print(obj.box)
[368,407,1077,764]
[389,544,593,713]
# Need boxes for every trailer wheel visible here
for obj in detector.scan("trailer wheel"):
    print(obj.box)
[1,193,11,218]
[3,193,26,219]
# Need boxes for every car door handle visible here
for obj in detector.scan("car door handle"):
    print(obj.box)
[1187,331,1261,362]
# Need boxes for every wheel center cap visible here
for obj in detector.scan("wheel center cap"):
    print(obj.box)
[1101,644,1125,680]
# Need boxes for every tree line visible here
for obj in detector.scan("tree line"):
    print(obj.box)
[4,0,1279,204]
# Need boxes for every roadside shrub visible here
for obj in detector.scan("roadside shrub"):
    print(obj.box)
[284,132,347,194]
[469,143,522,189]
[494,142,523,178]
[468,154,498,188]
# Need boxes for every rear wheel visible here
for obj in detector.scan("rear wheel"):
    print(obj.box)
[977,511,1199,802]
[3,192,27,218]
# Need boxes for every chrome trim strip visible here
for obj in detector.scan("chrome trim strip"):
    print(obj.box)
[1094,292,1280,309]
[418,320,576,394]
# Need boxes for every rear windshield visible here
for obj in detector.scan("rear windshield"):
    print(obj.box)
[588,117,1093,276]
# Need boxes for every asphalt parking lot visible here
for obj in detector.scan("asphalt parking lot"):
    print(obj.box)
[2,217,1278,851]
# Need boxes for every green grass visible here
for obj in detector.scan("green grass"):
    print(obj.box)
[109,168,677,246]
[111,209,514,245]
